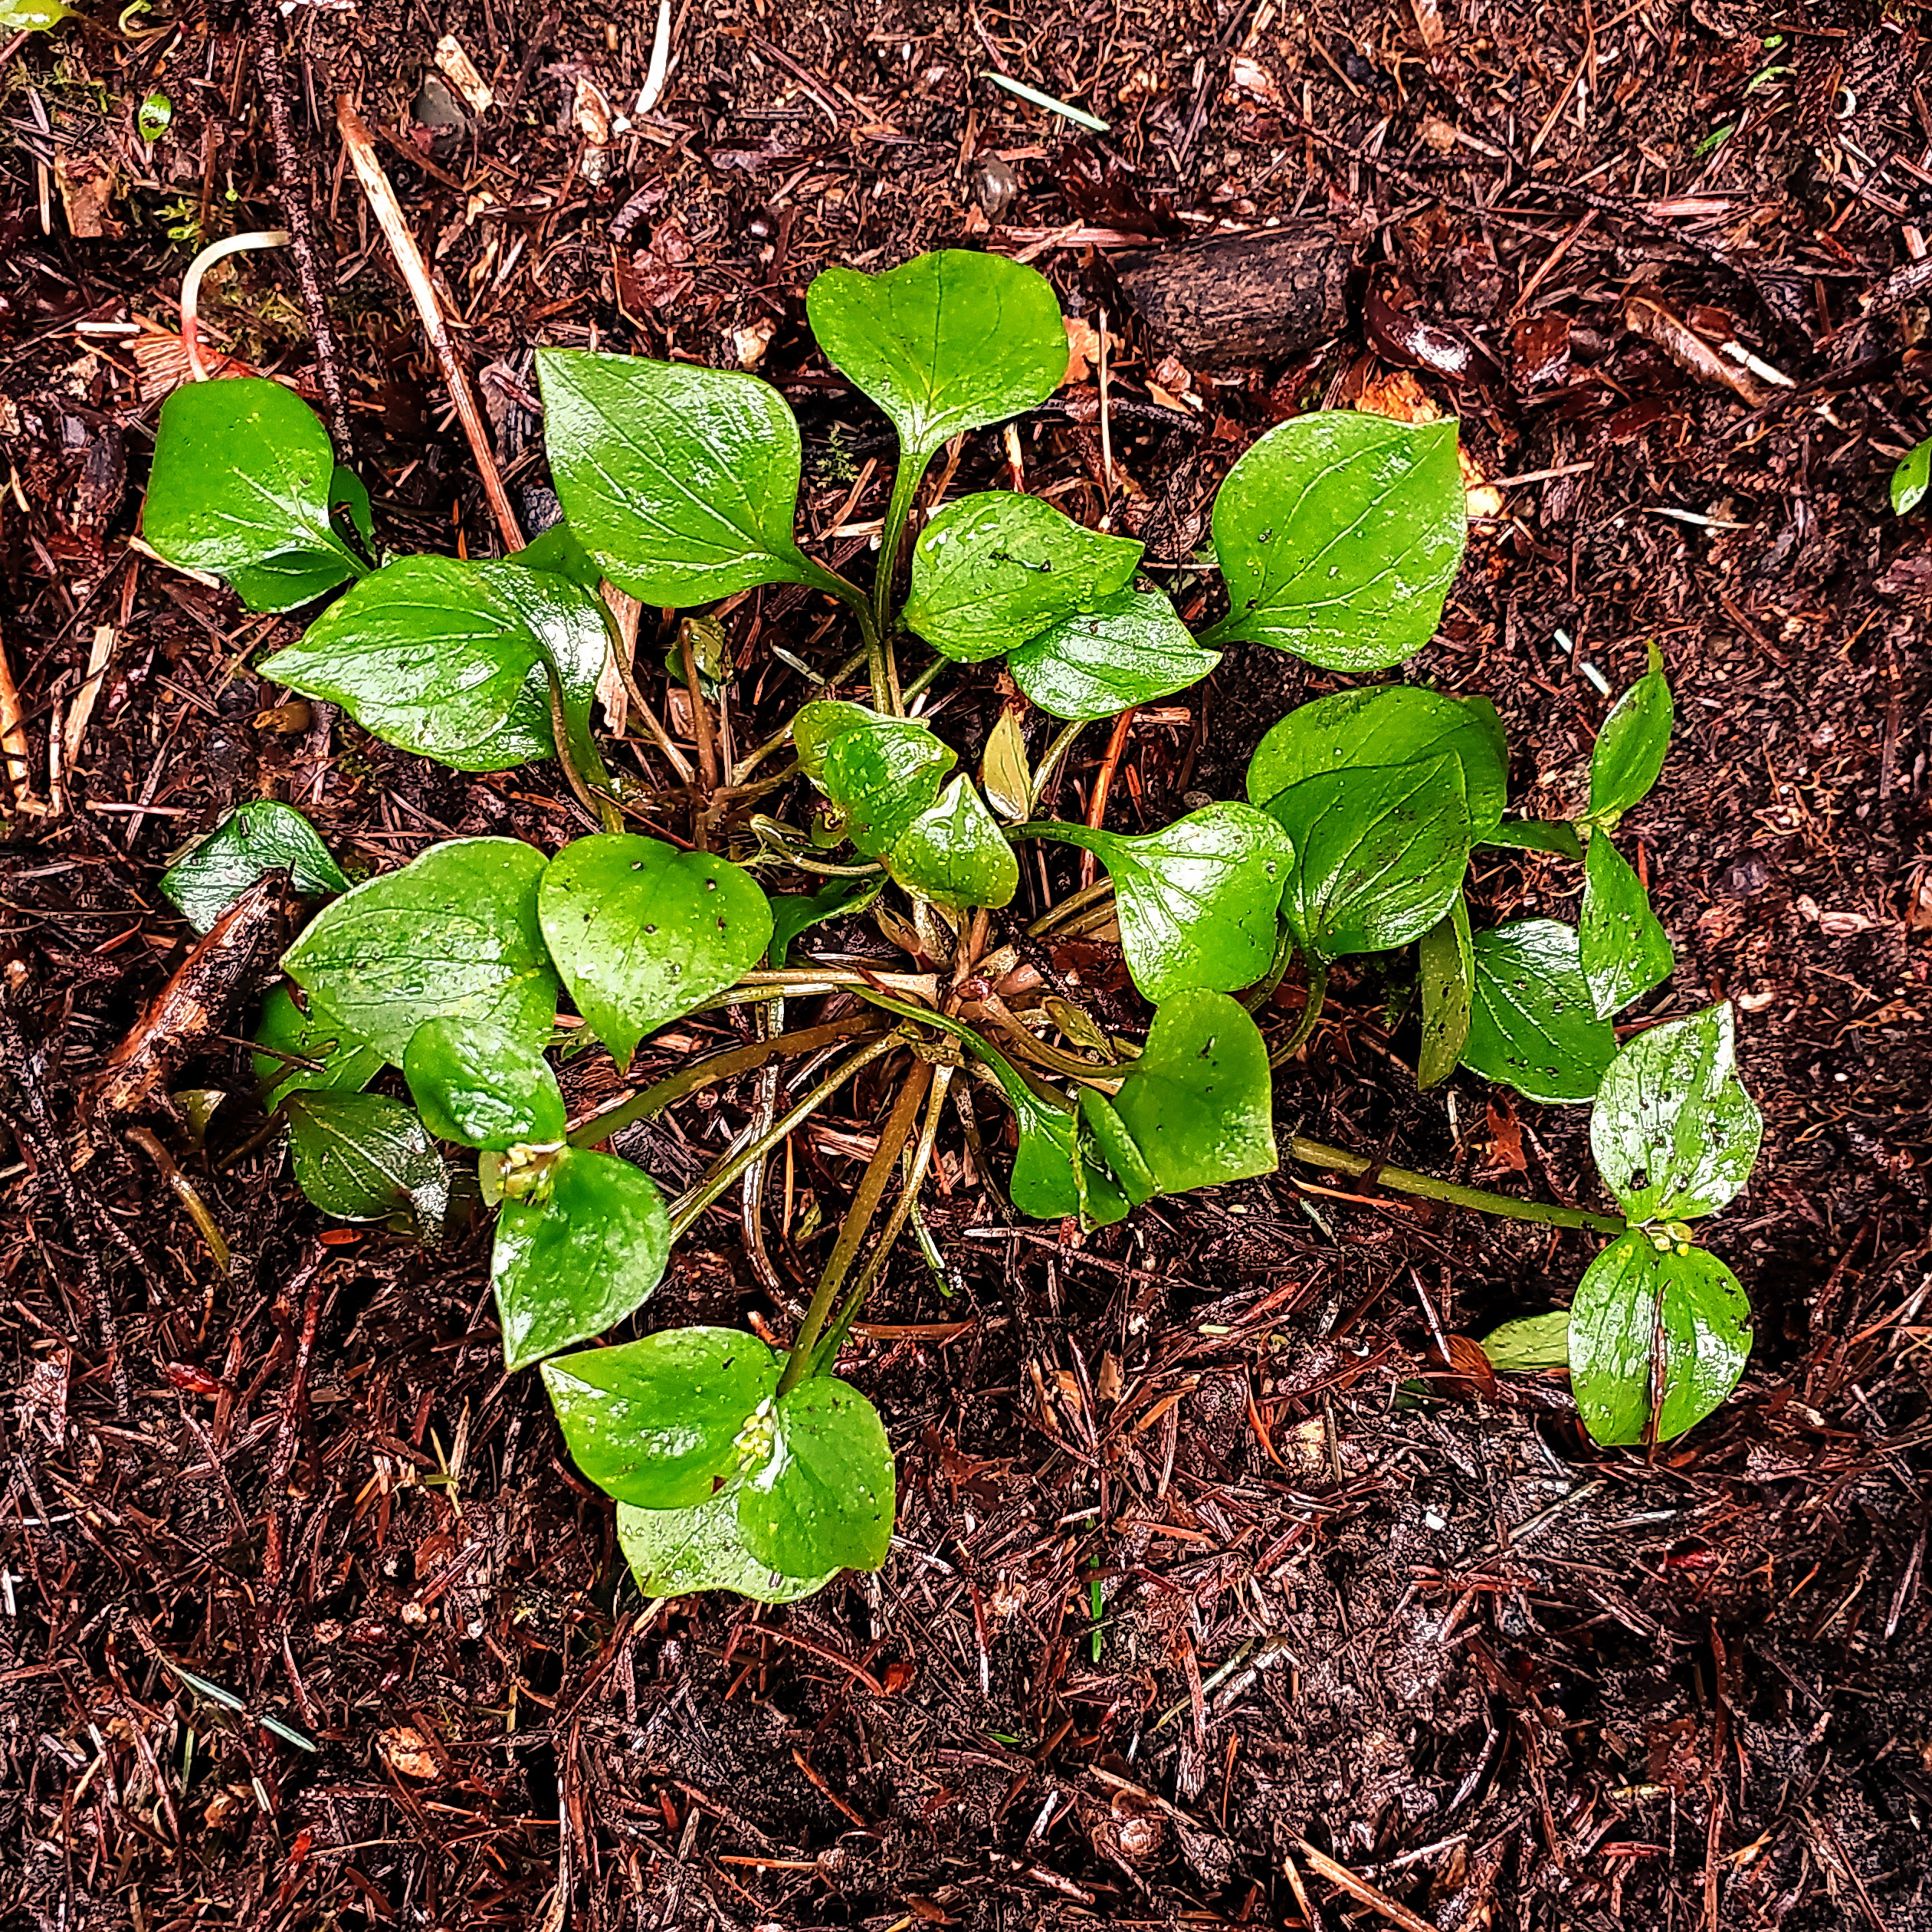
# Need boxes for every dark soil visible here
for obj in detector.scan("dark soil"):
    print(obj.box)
[5,1,1932,1927]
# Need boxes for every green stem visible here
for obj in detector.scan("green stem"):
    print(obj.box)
[1239,920,1297,1014]
[800,557,891,714]
[567,1015,887,1148]
[544,666,622,832]
[1269,961,1329,1064]
[1287,1135,1627,1236]
[809,1062,954,1379]
[776,1055,933,1399]
[665,1030,907,1242]
[871,456,926,664]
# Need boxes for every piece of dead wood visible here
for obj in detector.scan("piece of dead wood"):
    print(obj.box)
[87,877,288,1124]
[0,620,51,814]
[1114,225,1352,366]
[336,95,523,553]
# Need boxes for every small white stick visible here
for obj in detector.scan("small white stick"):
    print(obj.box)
[179,229,290,381]
[635,0,674,116]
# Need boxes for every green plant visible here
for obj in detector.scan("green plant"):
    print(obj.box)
[139,248,1763,1600]
[1891,435,1931,516]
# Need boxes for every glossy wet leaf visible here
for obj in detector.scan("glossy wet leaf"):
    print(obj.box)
[1461,918,1615,1104]
[543,1328,782,1507]
[1589,1004,1760,1222]
[404,1016,566,1150]
[493,1147,670,1369]
[4,0,77,29]
[1479,1309,1572,1373]
[1009,1087,1128,1228]
[1568,1232,1750,1445]
[1201,412,1468,671]
[806,250,1068,467]
[768,875,884,966]
[253,984,383,1105]
[1483,818,1584,861]
[1263,754,1471,963]
[143,377,364,612]
[1589,643,1673,822]
[1026,805,1294,1001]
[885,776,1018,910]
[1579,835,1673,1018]
[284,1091,448,1234]
[282,838,557,1064]
[1893,435,1932,516]
[1108,989,1276,1197]
[902,492,1142,662]
[1416,891,1473,1089]
[1078,1089,1160,1207]
[264,554,607,773]
[515,517,604,589]
[794,701,956,858]
[539,835,773,1070]
[537,349,826,606]
[161,801,350,934]
[617,1497,836,1605]
[738,1376,895,1575]
[980,708,1033,822]
[1247,684,1508,836]
[1009,589,1221,723]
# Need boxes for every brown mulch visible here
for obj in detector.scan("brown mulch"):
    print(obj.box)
[3,1,1930,1927]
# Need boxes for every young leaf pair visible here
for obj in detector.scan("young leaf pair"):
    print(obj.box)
[1484,1005,1762,1445]
[1242,651,1678,1104]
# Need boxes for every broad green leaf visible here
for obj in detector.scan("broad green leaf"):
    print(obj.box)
[902,493,1141,662]
[738,1376,895,1575]
[1483,818,1584,861]
[980,708,1033,822]
[539,835,773,1071]
[886,776,1018,910]
[1026,805,1294,1001]
[768,876,884,965]
[794,701,956,858]
[284,1091,448,1232]
[2,0,77,28]
[1009,589,1221,723]
[1479,1310,1571,1373]
[403,1016,566,1150]
[1263,754,1471,963]
[805,250,1068,467]
[543,1328,782,1506]
[1579,835,1673,1018]
[1246,685,1508,836]
[1108,989,1276,1196]
[1416,891,1473,1089]
[162,802,350,934]
[493,1147,670,1368]
[617,1497,836,1605]
[282,838,557,1064]
[254,983,383,1105]
[263,555,608,773]
[1200,412,1468,670]
[537,349,825,606]
[1589,1004,1760,1222]
[1892,435,1932,516]
[1568,1232,1751,1445]
[515,518,605,589]
[1462,919,1615,1104]
[143,378,363,612]
[1589,643,1672,822]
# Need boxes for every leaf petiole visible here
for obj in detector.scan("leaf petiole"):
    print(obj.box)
[665,1028,910,1242]
[777,1054,935,1399]
[1287,1134,1627,1235]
